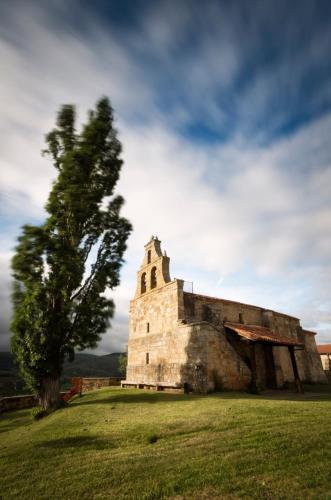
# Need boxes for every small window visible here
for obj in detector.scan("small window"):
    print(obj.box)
[147,250,151,264]
[141,272,146,294]
[239,313,244,324]
[147,322,150,332]
[146,353,149,365]
[151,266,157,289]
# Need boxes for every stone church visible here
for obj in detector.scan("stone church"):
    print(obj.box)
[123,237,326,392]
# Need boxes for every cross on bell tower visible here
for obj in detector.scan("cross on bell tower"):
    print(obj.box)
[135,236,171,297]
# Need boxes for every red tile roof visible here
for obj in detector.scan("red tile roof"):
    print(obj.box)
[224,322,303,347]
[317,344,331,354]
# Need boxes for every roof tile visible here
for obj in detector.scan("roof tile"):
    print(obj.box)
[224,322,303,347]
[317,344,331,354]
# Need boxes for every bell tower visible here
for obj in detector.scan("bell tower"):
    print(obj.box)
[135,236,171,297]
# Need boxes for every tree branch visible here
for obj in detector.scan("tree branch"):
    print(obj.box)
[70,241,105,301]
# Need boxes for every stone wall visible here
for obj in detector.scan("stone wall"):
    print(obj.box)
[183,292,327,386]
[0,394,38,413]
[129,280,182,342]
[178,322,251,391]
[320,354,331,371]
[127,279,185,385]
[0,378,122,413]
[81,377,122,391]
[185,293,258,327]
[127,316,251,392]
[296,332,327,383]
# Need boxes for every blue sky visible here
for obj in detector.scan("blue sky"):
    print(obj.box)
[0,0,331,353]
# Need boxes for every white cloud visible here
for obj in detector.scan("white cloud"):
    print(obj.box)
[0,0,330,355]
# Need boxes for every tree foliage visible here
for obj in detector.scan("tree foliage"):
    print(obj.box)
[11,97,132,410]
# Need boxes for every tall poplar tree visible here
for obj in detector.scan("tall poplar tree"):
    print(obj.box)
[11,97,132,411]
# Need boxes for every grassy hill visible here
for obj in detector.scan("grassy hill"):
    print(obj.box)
[1,387,331,499]
[0,352,123,396]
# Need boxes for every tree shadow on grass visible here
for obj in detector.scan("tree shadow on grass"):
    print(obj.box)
[0,409,32,434]
[71,389,331,408]
[35,435,112,451]
[72,391,199,407]
[259,391,331,402]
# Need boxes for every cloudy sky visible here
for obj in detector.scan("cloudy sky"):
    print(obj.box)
[1,0,331,354]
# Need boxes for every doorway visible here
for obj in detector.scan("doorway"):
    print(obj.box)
[263,344,277,389]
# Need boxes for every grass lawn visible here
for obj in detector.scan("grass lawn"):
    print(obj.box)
[1,387,331,499]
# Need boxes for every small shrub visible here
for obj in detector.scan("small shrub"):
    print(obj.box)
[31,400,68,421]
[147,433,158,444]
[31,406,47,420]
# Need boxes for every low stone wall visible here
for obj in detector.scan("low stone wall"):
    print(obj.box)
[0,378,123,413]
[0,394,37,413]
[0,392,69,413]
[121,381,184,394]
[81,377,122,391]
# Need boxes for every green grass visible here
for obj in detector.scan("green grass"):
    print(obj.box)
[1,387,331,499]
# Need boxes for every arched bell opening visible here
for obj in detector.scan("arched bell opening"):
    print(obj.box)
[141,272,147,294]
[150,266,157,289]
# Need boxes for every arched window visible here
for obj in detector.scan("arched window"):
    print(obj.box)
[147,250,151,264]
[141,272,146,294]
[151,266,157,289]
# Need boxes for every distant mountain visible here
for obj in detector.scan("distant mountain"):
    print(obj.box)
[0,351,124,396]
[0,352,25,396]
[0,352,17,374]
[62,352,123,379]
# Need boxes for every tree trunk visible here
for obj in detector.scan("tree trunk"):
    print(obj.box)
[39,376,63,411]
